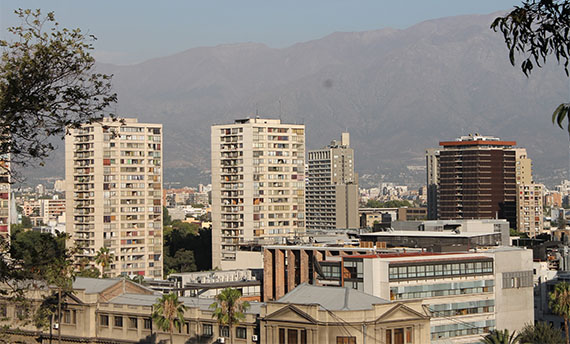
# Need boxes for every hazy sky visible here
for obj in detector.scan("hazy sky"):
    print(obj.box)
[1,0,518,65]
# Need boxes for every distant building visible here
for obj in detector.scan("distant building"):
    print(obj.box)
[426,148,440,220]
[53,179,65,192]
[514,148,544,236]
[438,134,516,228]
[306,132,359,230]
[35,183,45,196]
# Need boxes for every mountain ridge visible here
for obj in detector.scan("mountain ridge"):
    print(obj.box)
[23,11,570,187]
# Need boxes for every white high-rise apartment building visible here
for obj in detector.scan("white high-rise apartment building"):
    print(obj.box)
[211,118,305,269]
[65,118,163,278]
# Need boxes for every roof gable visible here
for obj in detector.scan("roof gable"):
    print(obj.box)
[264,304,318,324]
[375,303,429,323]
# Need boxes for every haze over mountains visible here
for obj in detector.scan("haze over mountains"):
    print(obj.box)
[26,11,570,187]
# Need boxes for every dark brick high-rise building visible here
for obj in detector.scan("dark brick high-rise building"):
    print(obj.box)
[438,135,517,228]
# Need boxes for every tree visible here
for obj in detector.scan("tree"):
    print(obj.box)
[550,281,570,344]
[492,1,570,133]
[0,9,116,168]
[95,247,114,278]
[481,329,520,344]
[210,288,250,344]
[164,249,197,275]
[365,199,412,208]
[10,229,67,279]
[152,293,186,344]
[518,322,565,344]
[163,206,172,227]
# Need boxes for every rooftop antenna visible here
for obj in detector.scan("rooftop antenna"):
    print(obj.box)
[255,103,258,116]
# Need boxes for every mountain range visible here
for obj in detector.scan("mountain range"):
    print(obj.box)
[24,11,570,188]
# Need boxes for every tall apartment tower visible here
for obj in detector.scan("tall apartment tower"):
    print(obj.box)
[426,148,440,220]
[438,135,517,228]
[0,156,9,239]
[211,118,305,269]
[306,133,359,230]
[65,118,163,278]
[515,148,544,236]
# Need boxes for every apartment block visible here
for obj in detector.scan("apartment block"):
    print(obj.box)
[306,132,358,230]
[514,148,544,236]
[426,148,440,220]
[0,155,8,239]
[211,118,305,269]
[65,118,163,278]
[438,135,516,228]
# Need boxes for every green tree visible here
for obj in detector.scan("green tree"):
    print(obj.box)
[76,267,100,278]
[492,1,570,133]
[20,216,32,228]
[163,206,172,227]
[10,229,67,278]
[95,247,114,278]
[210,288,250,344]
[152,293,186,344]
[518,322,564,344]
[365,199,412,208]
[164,249,197,275]
[481,329,520,344]
[0,9,116,167]
[44,248,76,344]
[550,281,570,344]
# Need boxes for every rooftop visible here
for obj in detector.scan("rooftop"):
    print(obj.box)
[109,293,263,314]
[73,278,121,294]
[276,283,390,311]
[360,230,497,238]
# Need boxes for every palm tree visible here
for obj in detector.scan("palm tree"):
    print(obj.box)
[95,247,114,278]
[152,293,186,344]
[481,329,520,344]
[550,282,570,344]
[518,322,564,344]
[209,288,250,344]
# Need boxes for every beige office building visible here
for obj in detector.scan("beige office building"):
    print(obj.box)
[65,118,163,278]
[306,133,359,230]
[515,148,544,236]
[211,118,305,269]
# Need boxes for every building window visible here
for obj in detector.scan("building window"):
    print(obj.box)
[220,325,230,337]
[100,314,109,327]
[385,328,412,344]
[202,323,213,337]
[0,304,6,318]
[63,310,76,324]
[114,316,123,328]
[129,317,138,329]
[15,307,28,321]
[337,337,356,344]
[143,318,151,330]
[288,329,298,344]
[236,327,247,339]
